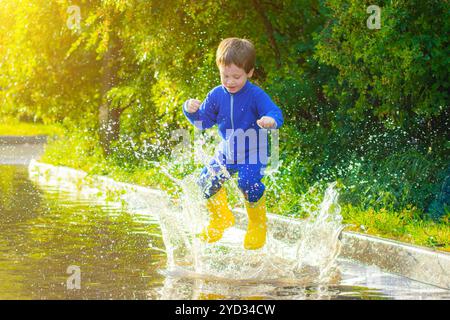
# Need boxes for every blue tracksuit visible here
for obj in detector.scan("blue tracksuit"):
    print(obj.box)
[183,80,283,202]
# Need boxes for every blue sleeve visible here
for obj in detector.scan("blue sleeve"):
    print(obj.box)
[182,90,218,130]
[254,89,284,129]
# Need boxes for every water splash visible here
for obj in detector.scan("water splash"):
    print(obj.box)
[293,182,345,281]
[155,135,345,285]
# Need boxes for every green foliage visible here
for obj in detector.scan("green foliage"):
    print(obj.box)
[1,0,449,245]
[314,0,449,125]
[0,0,101,123]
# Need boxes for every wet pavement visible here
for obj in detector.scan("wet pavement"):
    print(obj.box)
[1,164,449,299]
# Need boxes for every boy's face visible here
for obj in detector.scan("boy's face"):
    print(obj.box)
[219,63,254,94]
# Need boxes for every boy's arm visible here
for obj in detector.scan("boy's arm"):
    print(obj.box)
[182,91,218,130]
[254,89,284,129]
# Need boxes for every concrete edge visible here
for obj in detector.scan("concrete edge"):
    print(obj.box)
[233,206,450,289]
[339,231,450,289]
[28,160,450,290]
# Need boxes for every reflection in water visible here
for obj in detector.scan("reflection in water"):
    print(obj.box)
[158,273,382,300]
[0,165,166,299]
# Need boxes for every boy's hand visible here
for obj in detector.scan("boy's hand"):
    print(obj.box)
[257,116,276,129]
[186,99,201,113]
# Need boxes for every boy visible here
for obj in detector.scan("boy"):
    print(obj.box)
[182,38,283,250]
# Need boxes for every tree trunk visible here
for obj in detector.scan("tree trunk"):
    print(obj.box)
[99,37,122,156]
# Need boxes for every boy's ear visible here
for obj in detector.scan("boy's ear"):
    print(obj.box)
[247,68,254,78]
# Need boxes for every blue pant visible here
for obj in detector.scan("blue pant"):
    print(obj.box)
[197,155,266,203]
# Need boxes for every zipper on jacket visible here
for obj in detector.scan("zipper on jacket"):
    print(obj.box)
[230,94,234,130]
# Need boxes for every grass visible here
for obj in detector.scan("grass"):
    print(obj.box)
[0,117,64,136]
[342,204,450,251]
[37,128,450,253]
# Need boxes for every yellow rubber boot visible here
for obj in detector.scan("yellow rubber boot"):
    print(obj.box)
[200,187,235,243]
[244,195,267,250]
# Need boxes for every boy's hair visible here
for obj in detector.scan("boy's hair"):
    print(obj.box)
[216,38,255,73]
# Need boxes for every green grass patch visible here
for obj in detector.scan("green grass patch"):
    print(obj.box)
[39,131,179,195]
[342,204,450,252]
[0,117,64,136]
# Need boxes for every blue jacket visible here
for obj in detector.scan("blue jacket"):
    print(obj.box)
[183,80,283,165]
